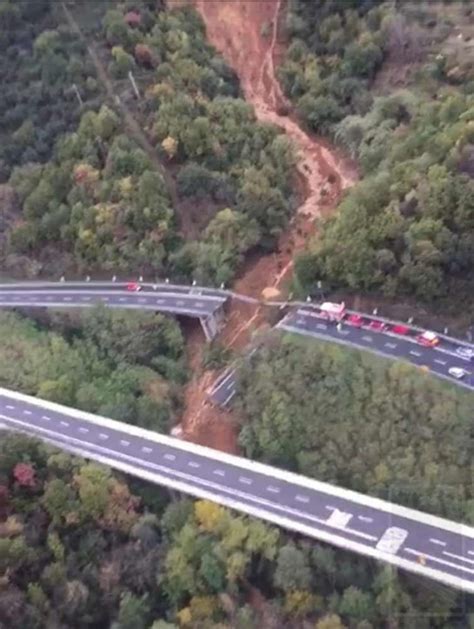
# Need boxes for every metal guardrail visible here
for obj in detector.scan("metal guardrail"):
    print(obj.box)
[2,279,473,351]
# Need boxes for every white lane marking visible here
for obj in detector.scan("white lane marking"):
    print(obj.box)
[339,330,350,335]
[404,548,474,575]
[362,335,373,342]
[316,323,327,330]
[443,551,474,565]
[42,415,51,422]
[138,298,146,303]
[295,494,310,504]
[78,427,89,434]
[434,359,447,365]
[3,388,474,548]
[156,299,165,304]
[0,413,379,543]
[188,461,200,468]
[358,515,373,523]
[60,420,69,427]
[239,476,253,485]
[267,485,280,494]
[120,439,130,447]
[23,409,32,415]
[213,469,225,477]
[102,297,109,302]
[99,433,109,440]
[410,350,421,357]
[164,453,176,461]
[119,298,126,301]
[177,300,185,306]
[82,297,91,301]
[429,538,447,547]
[327,509,353,528]
[376,527,408,554]
[194,302,204,308]
[142,446,153,454]
[64,297,72,302]
[385,342,397,349]
[6,405,15,410]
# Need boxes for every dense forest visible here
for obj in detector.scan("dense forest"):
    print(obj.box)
[236,334,473,525]
[1,0,474,626]
[0,0,296,284]
[0,307,186,433]
[283,0,474,305]
[2,432,472,628]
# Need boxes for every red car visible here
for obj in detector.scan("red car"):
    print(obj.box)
[416,331,439,347]
[126,282,142,292]
[391,325,409,335]
[368,320,388,332]
[345,314,364,328]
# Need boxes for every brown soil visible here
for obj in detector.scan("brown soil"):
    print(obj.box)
[174,0,357,452]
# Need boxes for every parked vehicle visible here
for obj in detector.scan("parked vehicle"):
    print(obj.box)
[448,367,469,379]
[126,282,142,292]
[345,314,364,327]
[391,324,409,335]
[416,331,439,347]
[318,302,346,322]
[368,320,388,332]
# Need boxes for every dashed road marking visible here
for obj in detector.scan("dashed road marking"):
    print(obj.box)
[385,342,397,349]
[267,486,280,494]
[362,335,373,342]
[213,469,225,477]
[430,538,446,547]
[60,420,69,427]
[177,300,185,306]
[410,350,421,357]
[434,359,447,365]
[316,323,327,330]
[82,297,91,301]
[188,461,200,468]
[295,494,310,503]
[358,515,373,523]
[6,405,15,410]
[164,453,176,461]
[99,433,109,440]
[119,297,126,302]
[42,416,51,422]
[239,476,253,485]
[194,302,204,308]
[78,427,89,433]
[64,297,72,301]
[23,409,32,415]
[120,439,130,447]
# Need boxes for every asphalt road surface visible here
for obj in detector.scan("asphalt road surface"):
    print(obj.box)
[209,307,474,405]
[0,282,227,319]
[1,388,473,594]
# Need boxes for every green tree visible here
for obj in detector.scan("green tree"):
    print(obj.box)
[274,544,312,591]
